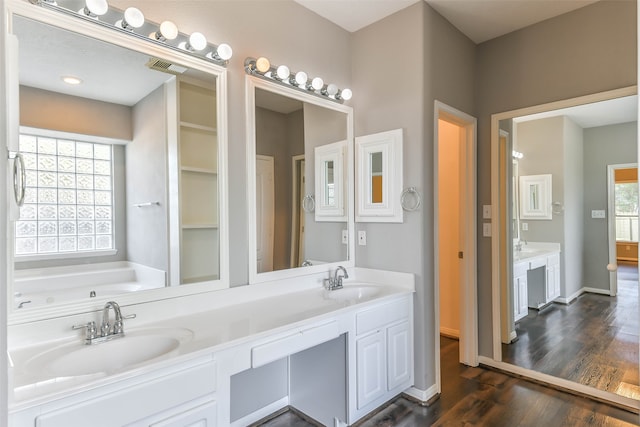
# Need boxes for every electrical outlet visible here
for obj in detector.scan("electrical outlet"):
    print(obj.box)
[483,205,492,219]
[483,223,491,237]
[521,222,528,231]
[341,229,348,244]
[358,230,367,246]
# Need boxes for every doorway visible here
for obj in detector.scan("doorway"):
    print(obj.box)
[434,101,478,394]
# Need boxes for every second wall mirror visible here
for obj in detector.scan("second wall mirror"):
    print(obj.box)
[246,76,354,283]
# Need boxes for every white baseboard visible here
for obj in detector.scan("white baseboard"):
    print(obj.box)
[404,383,439,403]
[555,286,611,304]
[230,396,289,427]
[439,326,459,339]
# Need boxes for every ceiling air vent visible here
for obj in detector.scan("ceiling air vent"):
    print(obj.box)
[146,58,188,75]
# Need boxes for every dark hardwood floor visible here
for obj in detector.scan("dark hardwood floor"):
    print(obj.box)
[257,337,639,426]
[502,263,639,399]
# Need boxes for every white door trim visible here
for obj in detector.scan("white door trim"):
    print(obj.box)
[434,100,478,394]
[607,162,638,297]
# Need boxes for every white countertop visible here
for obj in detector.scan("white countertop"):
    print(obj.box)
[8,268,414,411]
[513,242,560,262]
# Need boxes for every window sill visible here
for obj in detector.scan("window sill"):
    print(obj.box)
[14,249,118,264]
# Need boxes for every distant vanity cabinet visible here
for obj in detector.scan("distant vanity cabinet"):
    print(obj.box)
[513,261,529,322]
[169,77,219,285]
[513,247,561,315]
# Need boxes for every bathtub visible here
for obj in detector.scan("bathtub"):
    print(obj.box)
[13,261,166,309]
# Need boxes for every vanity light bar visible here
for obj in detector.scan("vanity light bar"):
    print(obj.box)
[244,57,353,103]
[28,0,233,67]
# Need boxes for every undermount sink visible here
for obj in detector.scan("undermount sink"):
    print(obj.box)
[325,284,380,302]
[25,328,193,378]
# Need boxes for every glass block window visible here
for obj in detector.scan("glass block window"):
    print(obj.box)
[15,134,114,256]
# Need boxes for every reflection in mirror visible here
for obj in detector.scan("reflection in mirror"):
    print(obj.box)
[370,151,383,204]
[10,15,222,314]
[251,84,352,279]
[495,91,638,402]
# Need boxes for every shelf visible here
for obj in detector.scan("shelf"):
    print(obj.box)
[181,166,217,175]
[180,121,217,133]
[182,275,219,284]
[182,223,218,229]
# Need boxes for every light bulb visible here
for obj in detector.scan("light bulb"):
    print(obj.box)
[326,84,339,96]
[79,0,108,17]
[159,21,178,40]
[292,71,307,86]
[311,77,323,91]
[188,32,207,51]
[339,88,352,101]
[276,65,290,80]
[215,43,233,61]
[255,57,271,73]
[116,7,144,30]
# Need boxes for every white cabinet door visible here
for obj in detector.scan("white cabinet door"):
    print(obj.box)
[356,330,386,409]
[148,399,217,427]
[514,274,528,322]
[386,322,411,390]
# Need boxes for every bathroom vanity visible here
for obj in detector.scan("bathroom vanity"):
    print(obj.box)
[8,269,414,427]
[513,242,561,321]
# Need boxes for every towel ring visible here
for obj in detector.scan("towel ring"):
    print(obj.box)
[401,187,421,212]
[302,194,315,212]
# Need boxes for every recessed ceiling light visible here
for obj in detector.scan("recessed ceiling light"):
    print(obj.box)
[62,76,82,85]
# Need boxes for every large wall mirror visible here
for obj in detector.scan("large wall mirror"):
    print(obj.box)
[7,2,229,323]
[246,76,354,284]
[491,86,638,408]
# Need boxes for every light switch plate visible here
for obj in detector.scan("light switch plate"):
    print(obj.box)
[483,223,491,237]
[341,229,348,244]
[358,230,367,246]
[483,205,492,219]
[591,210,606,219]
[522,222,528,231]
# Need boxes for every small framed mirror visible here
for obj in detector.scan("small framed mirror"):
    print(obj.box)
[315,140,347,221]
[355,129,403,223]
[519,174,552,220]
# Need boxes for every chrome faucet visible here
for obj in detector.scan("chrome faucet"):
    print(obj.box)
[324,266,349,290]
[73,301,136,345]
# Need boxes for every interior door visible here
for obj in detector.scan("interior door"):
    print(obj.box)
[256,155,274,273]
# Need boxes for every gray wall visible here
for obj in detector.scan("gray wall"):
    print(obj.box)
[126,85,169,272]
[303,103,348,264]
[583,121,638,289]
[476,0,637,357]
[351,1,476,391]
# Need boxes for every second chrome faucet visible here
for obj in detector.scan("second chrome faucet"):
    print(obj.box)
[324,266,349,291]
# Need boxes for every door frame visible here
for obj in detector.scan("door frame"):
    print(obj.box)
[607,162,638,297]
[290,154,305,268]
[256,155,275,273]
[433,100,478,393]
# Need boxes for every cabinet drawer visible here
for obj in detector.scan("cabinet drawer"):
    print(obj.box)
[529,257,546,270]
[251,321,340,368]
[36,359,216,427]
[356,298,410,336]
[513,261,528,277]
[149,397,217,427]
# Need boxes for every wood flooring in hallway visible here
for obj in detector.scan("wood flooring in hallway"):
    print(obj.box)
[256,337,639,426]
[502,263,639,399]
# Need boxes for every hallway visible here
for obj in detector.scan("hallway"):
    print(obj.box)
[502,263,639,398]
